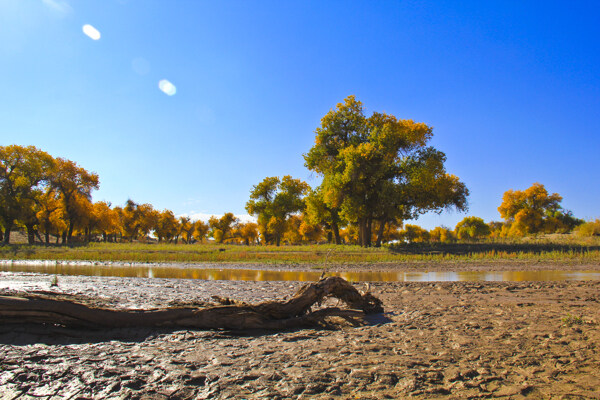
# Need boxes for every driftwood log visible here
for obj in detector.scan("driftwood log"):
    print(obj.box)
[0,277,383,330]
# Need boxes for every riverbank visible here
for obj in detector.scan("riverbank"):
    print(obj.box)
[1,271,599,399]
[2,240,599,266]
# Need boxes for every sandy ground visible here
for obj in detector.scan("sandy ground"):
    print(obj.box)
[0,270,599,399]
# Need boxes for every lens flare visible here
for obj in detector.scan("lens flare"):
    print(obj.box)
[158,79,177,96]
[82,24,101,40]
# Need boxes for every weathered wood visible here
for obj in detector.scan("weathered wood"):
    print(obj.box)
[0,277,383,330]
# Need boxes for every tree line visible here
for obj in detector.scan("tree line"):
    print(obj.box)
[393,181,586,244]
[1,97,594,246]
[247,96,469,247]
[0,145,254,245]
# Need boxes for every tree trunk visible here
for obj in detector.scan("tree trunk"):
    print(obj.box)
[43,221,51,244]
[358,218,365,247]
[375,220,386,248]
[67,222,75,244]
[331,218,341,245]
[2,223,12,244]
[0,277,383,330]
[35,230,44,244]
[359,218,371,247]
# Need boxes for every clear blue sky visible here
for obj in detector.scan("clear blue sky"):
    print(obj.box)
[2,1,599,229]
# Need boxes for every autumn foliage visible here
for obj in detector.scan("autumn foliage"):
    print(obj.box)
[498,183,582,237]
[0,111,591,247]
[303,96,469,247]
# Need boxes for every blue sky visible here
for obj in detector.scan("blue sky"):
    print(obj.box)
[1,1,599,229]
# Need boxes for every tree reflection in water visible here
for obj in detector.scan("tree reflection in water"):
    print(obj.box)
[1,262,600,282]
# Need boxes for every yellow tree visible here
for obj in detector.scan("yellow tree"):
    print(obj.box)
[208,213,239,243]
[246,176,310,246]
[86,201,120,242]
[51,158,99,243]
[399,224,430,243]
[429,226,454,243]
[487,221,505,239]
[92,201,120,242]
[498,183,564,236]
[340,225,359,245]
[154,209,178,242]
[36,189,66,244]
[455,216,491,241]
[179,217,195,244]
[138,204,159,241]
[0,145,54,243]
[575,219,600,237]
[234,221,259,245]
[299,217,324,243]
[304,96,468,247]
[283,215,303,245]
[118,200,157,242]
[18,195,43,244]
[113,205,126,241]
[193,220,209,243]
[118,200,140,241]
[69,192,94,242]
[544,210,584,234]
[304,187,344,244]
[371,219,403,245]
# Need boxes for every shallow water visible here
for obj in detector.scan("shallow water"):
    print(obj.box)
[1,261,599,282]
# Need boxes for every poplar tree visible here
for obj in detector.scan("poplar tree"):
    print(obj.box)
[304,96,469,247]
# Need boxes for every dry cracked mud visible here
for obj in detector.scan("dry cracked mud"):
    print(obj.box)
[0,271,599,399]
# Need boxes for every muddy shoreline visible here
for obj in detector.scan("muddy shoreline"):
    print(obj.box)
[1,269,599,399]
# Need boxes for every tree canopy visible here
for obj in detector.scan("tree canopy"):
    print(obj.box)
[0,146,56,243]
[455,216,491,241]
[51,158,100,243]
[1,139,589,246]
[208,212,239,243]
[304,96,469,247]
[498,183,581,236]
[245,175,309,246]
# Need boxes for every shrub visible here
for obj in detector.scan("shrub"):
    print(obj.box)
[575,219,600,237]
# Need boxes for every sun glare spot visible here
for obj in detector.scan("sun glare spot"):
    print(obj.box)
[158,79,177,96]
[82,24,101,40]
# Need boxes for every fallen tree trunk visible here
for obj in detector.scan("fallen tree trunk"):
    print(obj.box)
[0,277,384,330]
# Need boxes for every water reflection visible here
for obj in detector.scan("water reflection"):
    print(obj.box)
[1,262,599,282]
